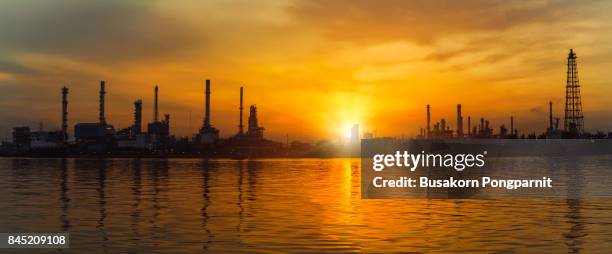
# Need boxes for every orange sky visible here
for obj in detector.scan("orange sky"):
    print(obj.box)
[1,0,612,142]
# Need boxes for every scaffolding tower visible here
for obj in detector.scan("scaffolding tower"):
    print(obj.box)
[564,49,584,135]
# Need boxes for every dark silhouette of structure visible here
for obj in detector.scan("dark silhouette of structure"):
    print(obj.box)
[116,99,148,149]
[1,79,287,157]
[3,48,610,157]
[74,81,115,148]
[415,49,598,140]
[153,85,159,123]
[134,100,142,135]
[564,49,584,136]
[99,81,106,125]
[12,127,30,148]
[61,87,69,142]
[247,105,264,140]
[223,86,283,157]
[147,86,170,148]
[238,86,244,135]
[198,80,220,145]
[426,104,431,138]
[456,104,463,138]
[548,101,554,132]
[467,116,471,137]
[545,101,562,138]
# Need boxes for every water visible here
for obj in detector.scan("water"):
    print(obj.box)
[0,157,611,253]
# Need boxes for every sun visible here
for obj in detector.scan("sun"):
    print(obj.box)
[341,125,353,139]
[339,122,361,140]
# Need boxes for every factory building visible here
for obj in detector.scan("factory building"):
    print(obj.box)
[247,105,264,140]
[546,101,562,138]
[222,85,283,158]
[117,99,148,149]
[147,85,170,147]
[30,130,64,148]
[197,80,219,145]
[61,86,69,142]
[12,127,31,149]
[11,87,71,150]
[74,81,116,150]
[456,104,463,138]
[422,104,501,139]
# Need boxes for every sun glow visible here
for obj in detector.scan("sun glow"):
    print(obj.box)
[341,124,353,139]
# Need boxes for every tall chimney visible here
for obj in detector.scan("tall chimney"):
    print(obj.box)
[134,100,142,134]
[456,104,463,138]
[154,85,159,123]
[61,86,69,141]
[467,116,471,136]
[204,80,211,128]
[99,81,106,124]
[426,104,431,138]
[510,116,514,137]
[239,86,244,135]
[548,101,553,131]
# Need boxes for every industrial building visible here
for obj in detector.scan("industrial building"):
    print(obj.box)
[1,48,606,158]
[419,49,594,140]
[197,80,220,145]
[223,86,284,157]
[74,81,116,151]
[116,99,148,149]
[8,86,70,151]
[147,85,171,149]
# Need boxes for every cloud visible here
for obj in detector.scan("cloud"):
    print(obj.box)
[0,0,205,64]
[290,0,589,44]
[0,60,36,75]
[529,106,543,114]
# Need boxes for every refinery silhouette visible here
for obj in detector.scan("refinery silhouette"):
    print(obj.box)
[1,49,611,158]
[417,49,598,140]
[2,78,304,157]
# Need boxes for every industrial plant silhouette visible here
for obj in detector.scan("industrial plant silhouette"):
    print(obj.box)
[4,78,285,158]
[419,49,601,140]
[1,49,611,158]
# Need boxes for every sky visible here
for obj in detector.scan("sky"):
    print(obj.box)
[1,0,612,142]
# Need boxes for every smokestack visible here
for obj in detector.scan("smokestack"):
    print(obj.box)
[426,104,431,138]
[204,80,211,127]
[99,81,106,124]
[467,116,471,136]
[456,104,463,138]
[510,116,514,136]
[61,86,68,141]
[134,100,142,134]
[239,86,244,135]
[548,101,553,131]
[154,85,159,123]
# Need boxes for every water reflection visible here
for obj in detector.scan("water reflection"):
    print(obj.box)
[154,160,169,250]
[130,159,142,246]
[564,157,587,254]
[60,158,71,231]
[96,160,108,253]
[0,157,610,253]
[236,160,244,234]
[200,159,213,251]
[246,160,261,203]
